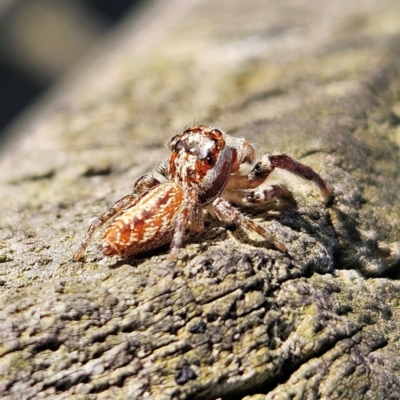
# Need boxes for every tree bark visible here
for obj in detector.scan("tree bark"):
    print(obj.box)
[1,0,400,399]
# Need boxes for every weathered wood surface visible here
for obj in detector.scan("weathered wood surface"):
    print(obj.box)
[1,0,400,399]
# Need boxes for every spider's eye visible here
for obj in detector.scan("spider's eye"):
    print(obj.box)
[205,153,214,165]
[168,135,181,151]
[171,139,184,152]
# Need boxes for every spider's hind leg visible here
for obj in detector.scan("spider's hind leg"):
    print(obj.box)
[74,174,162,262]
[73,193,139,261]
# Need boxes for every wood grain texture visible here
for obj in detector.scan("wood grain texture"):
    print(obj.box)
[0,0,400,398]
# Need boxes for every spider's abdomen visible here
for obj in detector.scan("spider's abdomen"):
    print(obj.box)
[102,183,185,257]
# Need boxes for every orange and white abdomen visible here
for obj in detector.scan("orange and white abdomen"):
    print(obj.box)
[102,183,185,257]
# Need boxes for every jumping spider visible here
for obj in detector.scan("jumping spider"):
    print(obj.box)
[74,125,332,264]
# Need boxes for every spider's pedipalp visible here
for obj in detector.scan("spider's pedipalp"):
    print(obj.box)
[224,134,255,172]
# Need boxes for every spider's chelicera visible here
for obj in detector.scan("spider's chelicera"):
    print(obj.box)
[73,125,332,264]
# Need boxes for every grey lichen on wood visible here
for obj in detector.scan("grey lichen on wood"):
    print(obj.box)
[1,0,400,399]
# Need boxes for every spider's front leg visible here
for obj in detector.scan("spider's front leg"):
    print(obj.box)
[73,174,161,261]
[211,197,286,252]
[249,153,333,203]
[244,184,298,210]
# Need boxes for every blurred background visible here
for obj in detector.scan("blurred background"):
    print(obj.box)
[0,0,143,142]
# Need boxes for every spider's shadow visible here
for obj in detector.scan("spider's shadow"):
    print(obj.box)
[105,243,172,270]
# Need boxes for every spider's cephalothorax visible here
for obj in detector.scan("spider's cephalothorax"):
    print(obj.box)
[73,125,333,264]
[167,125,255,205]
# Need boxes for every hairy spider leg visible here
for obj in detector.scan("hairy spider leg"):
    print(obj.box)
[132,174,161,194]
[221,165,296,207]
[167,187,202,265]
[250,154,333,202]
[211,197,286,252]
[74,175,162,261]
[73,194,139,261]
